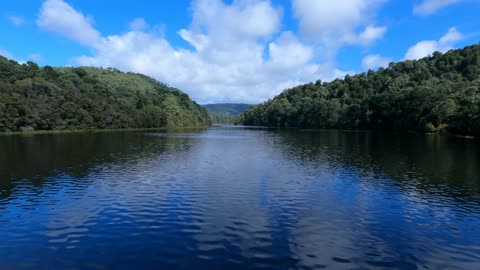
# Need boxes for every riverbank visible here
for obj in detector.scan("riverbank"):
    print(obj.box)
[241,125,477,139]
[0,126,211,136]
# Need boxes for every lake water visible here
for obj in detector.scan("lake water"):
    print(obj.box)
[1,126,479,270]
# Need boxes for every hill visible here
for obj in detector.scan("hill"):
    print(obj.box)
[0,57,210,132]
[203,103,252,115]
[203,103,252,124]
[239,44,480,136]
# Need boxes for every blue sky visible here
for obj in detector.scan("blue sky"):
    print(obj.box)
[1,0,479,104]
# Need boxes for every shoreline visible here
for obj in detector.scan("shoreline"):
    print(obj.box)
[1,126,475,139]
[239,125,477,139]
[0,126,212,136]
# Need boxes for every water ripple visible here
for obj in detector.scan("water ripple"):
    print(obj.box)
[0,127,479,269]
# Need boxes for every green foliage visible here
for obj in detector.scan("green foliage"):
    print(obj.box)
[209,113,239,124]
[0,57,211,132]
[240,44,480,136]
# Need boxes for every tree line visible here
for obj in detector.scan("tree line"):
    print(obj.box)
[239,44,480,136]
[0,57,210,132]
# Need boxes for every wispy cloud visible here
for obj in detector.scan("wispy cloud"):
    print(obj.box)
[29,54,43,62]
[0,49,13,59]
[129,18,148,31]
[37,0,101,45]
[413,0,462,16]
[8,15,24,26]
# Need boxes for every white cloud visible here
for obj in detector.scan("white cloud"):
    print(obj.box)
[439,27,463,44]
[37,0,101,45]
[38,0,364,103]
[75,27,331,103]
[266,32,313,71]
[292,0,387,47]
[129,18,148,31]
[187,0,282,39]
[356,25,387,45]
[404,27,463,60]
[54,0,333,103]
[362,54,392,70]
[8,15,24,26]
[413,0,461,16]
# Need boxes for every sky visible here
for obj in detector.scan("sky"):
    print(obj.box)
[1,0,479,104]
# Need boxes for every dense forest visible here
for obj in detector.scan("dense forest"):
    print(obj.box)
[0,57,210,132]
[203,103,252,124]
[239,44,480,136]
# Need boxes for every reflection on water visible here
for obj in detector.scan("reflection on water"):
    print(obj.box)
[0,127,479,269]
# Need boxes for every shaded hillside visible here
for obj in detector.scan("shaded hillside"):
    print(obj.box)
[203,103,252,115]
[203,103,252,124]
[240,44,480,136]
[0,57,210,132]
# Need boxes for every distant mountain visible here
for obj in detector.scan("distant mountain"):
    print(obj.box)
[203,103,252,116]
[202,103,253,124]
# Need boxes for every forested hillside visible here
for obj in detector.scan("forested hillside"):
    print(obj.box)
[0,57,210,132]
[203,103,252,124]
[240,44,480,136]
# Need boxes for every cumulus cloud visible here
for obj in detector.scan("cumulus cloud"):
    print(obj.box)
[37,0,387,103]
[187,0,282,39]
[38,0,325,103]
[266,32,313,71]
[75,24,328,103]
[404,27,463,60]
[362,54,392,70]
[413,0,461,16]
[292,0,386,47]
[8,15,24,26]
[37,0,101,45]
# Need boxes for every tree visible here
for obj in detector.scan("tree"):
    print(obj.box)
[240,44,480,136]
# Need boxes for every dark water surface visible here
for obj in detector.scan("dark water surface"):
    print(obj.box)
[1,126,479,269]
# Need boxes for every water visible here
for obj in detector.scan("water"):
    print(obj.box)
[0,126,479,269]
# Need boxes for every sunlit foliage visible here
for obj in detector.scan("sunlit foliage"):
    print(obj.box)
[0,59,210,132]
[240,45,480,136]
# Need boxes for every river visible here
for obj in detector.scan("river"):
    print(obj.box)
[0,126,479,269]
